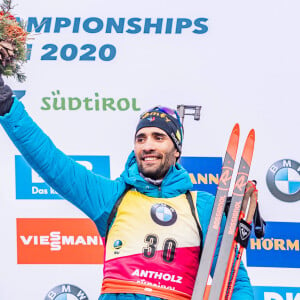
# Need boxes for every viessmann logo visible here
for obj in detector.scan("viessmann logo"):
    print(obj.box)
[15,155,110,199]
[17,218,104,264]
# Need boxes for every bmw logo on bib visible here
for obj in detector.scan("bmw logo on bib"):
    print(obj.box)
[150,203,177,226]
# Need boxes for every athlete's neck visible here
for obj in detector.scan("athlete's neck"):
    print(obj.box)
[140,172,163,186]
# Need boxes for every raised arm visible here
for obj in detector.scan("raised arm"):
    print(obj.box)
[0,76,126,235]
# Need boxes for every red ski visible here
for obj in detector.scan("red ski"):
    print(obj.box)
[192,123,240,300]
[192,127,256,300]
[208,129,255,300]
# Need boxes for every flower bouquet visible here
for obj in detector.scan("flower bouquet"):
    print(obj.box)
[0,0,28,82]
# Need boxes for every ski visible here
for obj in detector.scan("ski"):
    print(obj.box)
[208,129,255,300]
[225,183,258,299]
[192,123,240,300]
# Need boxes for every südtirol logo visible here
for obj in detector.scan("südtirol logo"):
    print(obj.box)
[41,90,141,112]
[266,159,300,202]
[17,218,104,264]
[45,284,89,300]
[15,155,110,199]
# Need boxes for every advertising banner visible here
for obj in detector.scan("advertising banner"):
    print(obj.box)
[0,0,299,299]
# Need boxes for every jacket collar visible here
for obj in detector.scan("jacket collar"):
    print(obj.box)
[121,151,193,198]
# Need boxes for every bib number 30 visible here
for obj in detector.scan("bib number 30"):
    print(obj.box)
[143,234,177,263]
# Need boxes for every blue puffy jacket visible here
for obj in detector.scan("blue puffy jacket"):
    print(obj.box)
[0,98,254,300]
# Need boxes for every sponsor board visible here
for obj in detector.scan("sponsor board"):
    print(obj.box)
[15,155,110,199]
[17,218,104,264]
[41,90,141,112]
[45,284,89,300]
[14,88,141,112]
[246,222,300,268]
[253,286,300,300]
[180,157,222,195]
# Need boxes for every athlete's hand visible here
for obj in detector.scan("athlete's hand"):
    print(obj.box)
[241,180,258,223]
[0,74,13,116]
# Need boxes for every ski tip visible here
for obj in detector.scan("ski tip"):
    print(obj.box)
[248,128,255,141]
[233,123,240,135]
[227,123,240,159]
[243,129,255,165]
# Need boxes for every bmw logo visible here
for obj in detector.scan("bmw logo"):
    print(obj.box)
[150,203,177,226]
[266,159,300,202]
[45,284,89,300]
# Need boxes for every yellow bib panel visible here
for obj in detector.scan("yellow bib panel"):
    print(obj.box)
[102,190,201,300]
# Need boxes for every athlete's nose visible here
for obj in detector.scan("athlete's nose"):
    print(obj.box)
[142,137,156,151]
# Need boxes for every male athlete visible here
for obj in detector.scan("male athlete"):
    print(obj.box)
[0,76,254,299]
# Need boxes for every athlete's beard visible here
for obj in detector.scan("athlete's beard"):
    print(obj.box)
[136,150,177,180]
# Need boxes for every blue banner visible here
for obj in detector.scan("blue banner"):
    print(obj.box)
[253,286,300,300]
[247,222,300,268]
[15,155,110,199]
[180,156,222,195]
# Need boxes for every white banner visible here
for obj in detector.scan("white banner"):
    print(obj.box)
[0,0,299,299]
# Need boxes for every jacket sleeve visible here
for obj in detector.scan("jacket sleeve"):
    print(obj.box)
[0,98,126,236]
[196,191,254,299]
